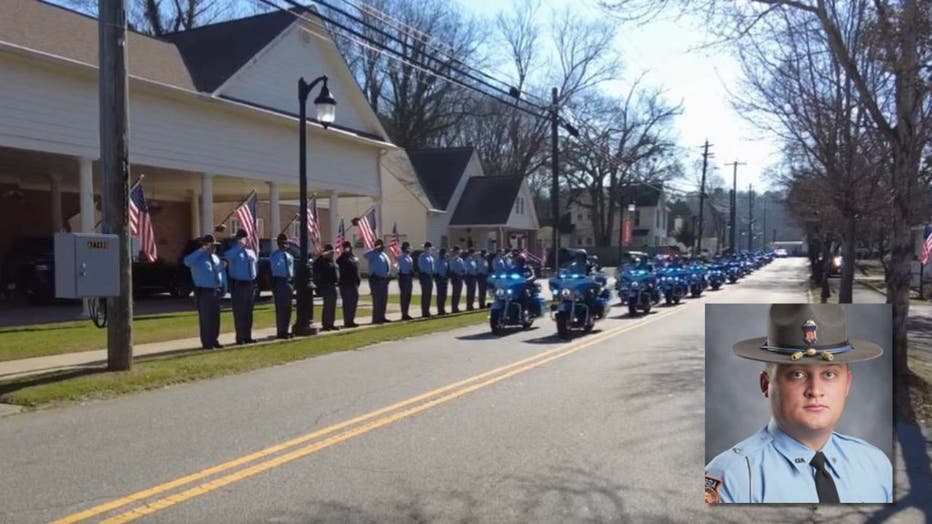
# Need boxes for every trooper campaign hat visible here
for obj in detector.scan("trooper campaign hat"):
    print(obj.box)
[732,304,883,364]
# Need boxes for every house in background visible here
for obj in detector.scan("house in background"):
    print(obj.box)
[337,147,539,257]
[562,184,672,250]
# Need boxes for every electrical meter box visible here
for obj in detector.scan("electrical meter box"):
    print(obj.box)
[54,233,120,298]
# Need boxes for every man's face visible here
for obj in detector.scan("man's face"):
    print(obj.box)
[761,363,852,437]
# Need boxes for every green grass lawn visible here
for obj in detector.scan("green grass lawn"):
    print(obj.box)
[0,310,488,408]
[0,303,371,362]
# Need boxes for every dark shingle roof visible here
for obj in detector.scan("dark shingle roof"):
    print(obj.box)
[449,176,524,226]
[407,147,474,210]
[619,184,663,207]
[161,9,298,92]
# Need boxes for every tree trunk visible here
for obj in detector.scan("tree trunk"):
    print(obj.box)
[838,218,856,303]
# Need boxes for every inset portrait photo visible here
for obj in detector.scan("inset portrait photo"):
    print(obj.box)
[705,304,893,504]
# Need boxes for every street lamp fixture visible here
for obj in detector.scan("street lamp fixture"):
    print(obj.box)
[294,76,337,337]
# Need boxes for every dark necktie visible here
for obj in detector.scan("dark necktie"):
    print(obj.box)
[810,451,840,503]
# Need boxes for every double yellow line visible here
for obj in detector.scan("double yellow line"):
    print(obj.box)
[55,306,686,523]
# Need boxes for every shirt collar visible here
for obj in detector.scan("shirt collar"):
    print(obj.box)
[767,419,843,477]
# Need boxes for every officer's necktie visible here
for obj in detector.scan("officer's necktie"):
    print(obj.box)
[810,451,840,503]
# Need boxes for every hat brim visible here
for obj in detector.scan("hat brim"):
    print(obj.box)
[732,337,883,364]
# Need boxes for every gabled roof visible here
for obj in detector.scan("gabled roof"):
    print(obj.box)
[161,8,298,93]
[0,0,196,90]
[449,176,524,226]
[407,147,474,210]
[619,184,664,208]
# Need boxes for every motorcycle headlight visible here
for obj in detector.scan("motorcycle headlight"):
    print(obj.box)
[495,288,505,297]
[560,288,572,298]
[506,288,513,295]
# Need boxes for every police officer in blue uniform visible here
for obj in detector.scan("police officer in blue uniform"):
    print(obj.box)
[336,240,360,328]
[476,249,490,308]
[364,239,392,324]
[464,248,478,311]
[396,241,415,321]
[313,244,340,331]
[434,247,449,315]
[448,246,465,313]
[492,248,508,274]
[705,304,891,504]
[418,242,435,318]
[223,229,258,344]
[183,235,225,349]
[269,233,294,339]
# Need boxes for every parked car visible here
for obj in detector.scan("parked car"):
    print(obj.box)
[773,248,788,258]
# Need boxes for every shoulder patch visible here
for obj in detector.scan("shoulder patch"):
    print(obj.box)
[705,475,723,504]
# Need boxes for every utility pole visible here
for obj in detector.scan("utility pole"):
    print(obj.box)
[99,0,132,371]
[697,140,712,254]
[747,183,753,251]
[761,195,767,250]
[550,87,560,273]
[727,161,746,253]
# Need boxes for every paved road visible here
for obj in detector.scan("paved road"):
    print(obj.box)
[0,259,924,523]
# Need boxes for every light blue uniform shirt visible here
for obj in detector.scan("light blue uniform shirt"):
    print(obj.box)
[397,252,414,275]
[476,256,489,276]
[270,249,294,279]
[418,251,435,275]
[223,244,257,281]
[492,255,508,274]
[705,419,892,503]
[364,249,391,277]
[449,255,465,276]
[435,257,448,278]
[183,249,224,289]
[465,257,478,276]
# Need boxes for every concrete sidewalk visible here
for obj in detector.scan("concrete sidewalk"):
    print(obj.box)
[0,304,488,382]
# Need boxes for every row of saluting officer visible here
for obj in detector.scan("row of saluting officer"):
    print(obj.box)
[183,230,529,349]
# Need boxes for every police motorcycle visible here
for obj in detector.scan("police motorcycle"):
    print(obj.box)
[488,270,546,335]
[618,264,660,316]
[685,263,708,297]
[706,263,725,290]
[725,257,742,283]
[658,263,689,305]
[549,257,611,339]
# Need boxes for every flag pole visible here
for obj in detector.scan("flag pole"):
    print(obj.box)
[214,189,257,233]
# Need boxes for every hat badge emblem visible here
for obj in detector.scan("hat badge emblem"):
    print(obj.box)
[802,320,818,346]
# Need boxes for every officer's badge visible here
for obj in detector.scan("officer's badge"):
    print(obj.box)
[704,475,723,504]
[802,320,818,345]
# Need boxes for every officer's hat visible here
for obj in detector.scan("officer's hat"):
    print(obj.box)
[235,229,249,240]
[732,304,883,364]
[200,234,220,245]
[276,233,288,244]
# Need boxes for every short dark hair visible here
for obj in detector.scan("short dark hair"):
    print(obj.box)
[235,229,248,239]
[342,240,352,249]
[374,239,384,247]
[424,241,432,248]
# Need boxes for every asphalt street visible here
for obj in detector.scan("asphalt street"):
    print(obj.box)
[0,259,922,523]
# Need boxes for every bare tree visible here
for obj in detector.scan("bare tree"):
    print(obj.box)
[562,87,681,246]
[600,0,932,417]
[60,0,249,34]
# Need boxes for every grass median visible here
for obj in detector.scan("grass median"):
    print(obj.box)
[0,295,403,362]
[0,310,488,409]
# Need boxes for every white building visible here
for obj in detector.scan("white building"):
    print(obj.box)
[0,1,394,264]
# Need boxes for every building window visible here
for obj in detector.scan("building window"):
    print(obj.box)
[577,213,583,221]
[634,210,640,227]
[441,235,449,249]
[587,237,593,245]
[515,197,525,215]
[655,210,660,228]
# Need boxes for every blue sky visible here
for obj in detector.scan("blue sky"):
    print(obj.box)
[455,0,781,193]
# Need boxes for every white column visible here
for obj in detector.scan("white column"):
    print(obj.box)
[189,190,200,237]
[50,173,63,232]
[269,182,281,241]
[329,192,340,243]
[79,158,94,233]
[200,173,214,236]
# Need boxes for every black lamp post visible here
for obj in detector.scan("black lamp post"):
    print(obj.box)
[293,75,336,336]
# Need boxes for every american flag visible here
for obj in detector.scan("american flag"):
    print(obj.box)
[308,196,321,253]
[352,208,377,249]
[921,225,932,265]
[387,222,401,259]
[334,218,346,258]
[129,183,158,262]
[234,191,259,252]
